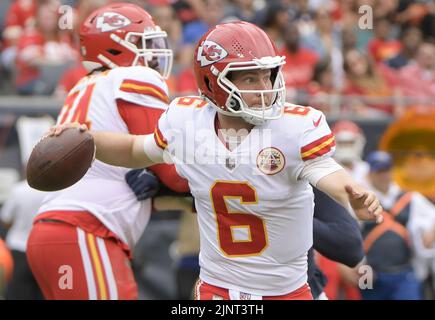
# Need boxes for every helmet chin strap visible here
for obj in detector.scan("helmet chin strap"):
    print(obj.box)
[241,114,266,126]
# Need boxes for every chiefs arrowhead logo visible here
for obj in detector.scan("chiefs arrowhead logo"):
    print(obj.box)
[197,40,228,67]
[96,12,131,32]
[256,147,286,175]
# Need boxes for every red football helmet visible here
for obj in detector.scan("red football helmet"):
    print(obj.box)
[331,120,366,163]
[79,3,172,78]
[193,21,286,125]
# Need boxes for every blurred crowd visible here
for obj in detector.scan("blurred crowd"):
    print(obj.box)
[0,0,434,117]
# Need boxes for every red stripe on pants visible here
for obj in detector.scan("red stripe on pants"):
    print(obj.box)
[26,220,137,300]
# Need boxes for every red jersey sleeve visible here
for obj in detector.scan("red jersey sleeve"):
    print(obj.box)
[117,99,190,193]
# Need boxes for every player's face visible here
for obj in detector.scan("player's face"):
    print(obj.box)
[230,69,273,109]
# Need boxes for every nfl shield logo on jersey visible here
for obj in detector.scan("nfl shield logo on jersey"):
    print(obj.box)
[239,292,252,300]
[256,147,285,175]
[225,157,236,171]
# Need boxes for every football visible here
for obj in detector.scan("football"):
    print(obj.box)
[26,128,95,191]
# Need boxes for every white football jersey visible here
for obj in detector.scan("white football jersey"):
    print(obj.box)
[38,66,169,248]
[155,96,337,295]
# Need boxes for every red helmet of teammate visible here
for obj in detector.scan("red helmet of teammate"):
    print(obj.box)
[331,120,366,163]
[193,21,286,125]
[79,3,173,78]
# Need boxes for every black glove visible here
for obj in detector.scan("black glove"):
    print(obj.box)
[125,169,160,201]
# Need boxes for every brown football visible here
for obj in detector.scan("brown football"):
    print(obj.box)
[26,128,95,191]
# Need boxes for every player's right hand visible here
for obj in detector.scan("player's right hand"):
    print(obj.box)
[48,122,88,137]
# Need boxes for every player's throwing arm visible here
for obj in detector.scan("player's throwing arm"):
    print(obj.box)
[50,122,160,169]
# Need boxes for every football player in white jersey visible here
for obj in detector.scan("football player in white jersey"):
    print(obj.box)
[50,21,383,299]
[26,3,188,300]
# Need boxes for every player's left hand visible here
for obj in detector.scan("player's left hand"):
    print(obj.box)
[125,169,160,201]
[345,185,384,224]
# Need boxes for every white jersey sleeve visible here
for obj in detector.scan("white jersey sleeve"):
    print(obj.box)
[154,96,205,150]
[154,101,172,151]
[299,157,343,186]
[299,108,336,163]
[282,105,336,183]
[113,66,169,110]
[154,96,209,178]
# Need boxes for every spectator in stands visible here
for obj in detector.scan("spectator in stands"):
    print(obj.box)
[338,0,362,30]
[300,6,344,91]
[421,9,434,43]
[387,25,423,69]
[224,0,264,25]
[181,0,225,45]
[278,23,318,98]
[15,0,78,95]
[301,6,342,60]
[261,2,290,50]
[172,0,204,26]
[360,151,425,300]
[286,0,315,35]
[343,49,396,116]
[307,58,339,114]
[373,0,399,20]
[368,17,402,63]
[395,0,433,31]
[342,27,358,54]
[337,0,374,53]
[1,0,37,72]
[397,42,435,103]
[309,59,335,94]
[0,180,46,299]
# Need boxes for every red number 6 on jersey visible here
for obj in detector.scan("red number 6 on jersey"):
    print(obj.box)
[210,181,268,257]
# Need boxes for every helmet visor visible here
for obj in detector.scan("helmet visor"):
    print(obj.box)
[126,30,173,79]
